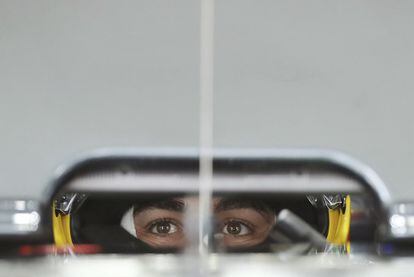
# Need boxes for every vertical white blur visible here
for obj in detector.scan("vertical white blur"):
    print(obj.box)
[199,0,215,257]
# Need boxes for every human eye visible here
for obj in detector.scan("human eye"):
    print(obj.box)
[148,219,181,235]
[221,220,253,236]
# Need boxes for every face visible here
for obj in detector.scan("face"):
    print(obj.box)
[132,197,275,250]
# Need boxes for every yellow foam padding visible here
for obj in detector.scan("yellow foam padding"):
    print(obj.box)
[326,209,340,242]
[52,204,73,247]
[62,214,73,245]
[326,196,351,248]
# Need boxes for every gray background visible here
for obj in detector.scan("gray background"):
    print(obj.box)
[0,0,413,201]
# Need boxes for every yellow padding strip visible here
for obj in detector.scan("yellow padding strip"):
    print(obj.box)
[52,204,73,247]
[61,214,73,245]
[327,209,340,242]
[326,196,351,249]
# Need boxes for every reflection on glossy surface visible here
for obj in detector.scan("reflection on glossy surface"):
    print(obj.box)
[0,254,406,277]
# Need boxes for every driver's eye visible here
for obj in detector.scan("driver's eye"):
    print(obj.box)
[149,219,179,235]
[221,220,252,236]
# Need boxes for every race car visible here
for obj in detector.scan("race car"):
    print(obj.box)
[2,148,410,272]
[49,148,361,255]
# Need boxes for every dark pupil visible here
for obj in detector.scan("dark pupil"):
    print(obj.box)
[156,222,171,233]
[226,222,241,235]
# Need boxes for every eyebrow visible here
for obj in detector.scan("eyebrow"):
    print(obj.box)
[133,198,273,216]
[133,199,185,214]
[214,198,273,215]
